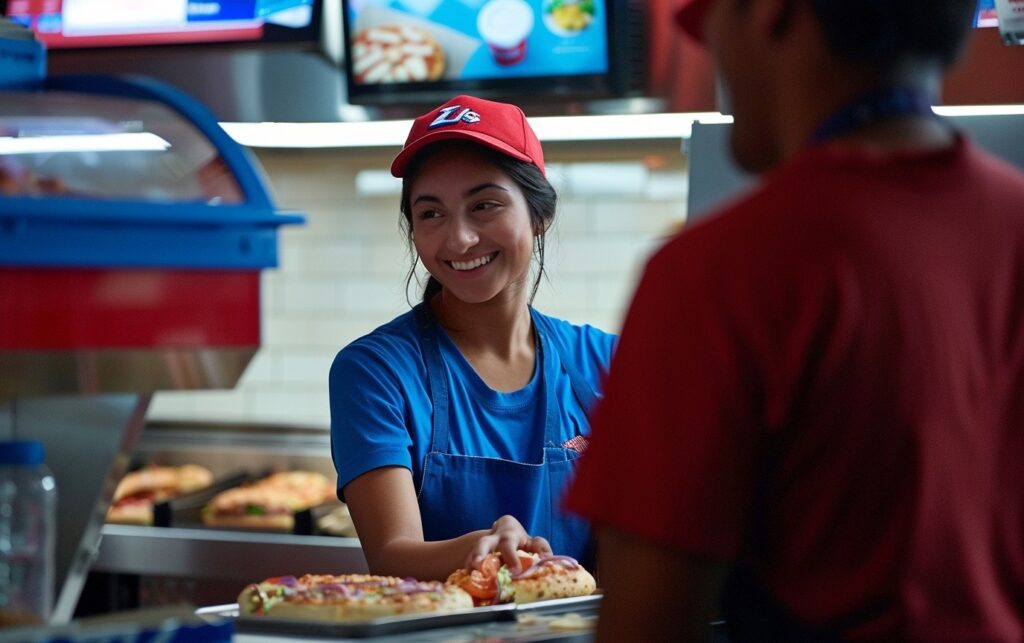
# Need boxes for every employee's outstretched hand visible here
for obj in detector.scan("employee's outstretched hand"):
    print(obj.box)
[465,514,552,573]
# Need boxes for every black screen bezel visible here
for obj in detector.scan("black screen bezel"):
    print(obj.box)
[341,0,627,106]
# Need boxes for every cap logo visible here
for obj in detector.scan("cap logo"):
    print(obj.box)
[428,105,481,129]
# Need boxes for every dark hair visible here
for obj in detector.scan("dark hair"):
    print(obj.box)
[399,141,557,306]
[805,0,977,68]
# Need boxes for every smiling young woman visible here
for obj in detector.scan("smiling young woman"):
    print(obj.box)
[406,142,538,312]
[328,96,616,582]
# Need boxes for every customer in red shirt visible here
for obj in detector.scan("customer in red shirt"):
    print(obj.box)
[566,0,1024,640]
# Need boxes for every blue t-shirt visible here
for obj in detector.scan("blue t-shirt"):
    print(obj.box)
[329,307,616,501]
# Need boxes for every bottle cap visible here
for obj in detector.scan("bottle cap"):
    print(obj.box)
[0,440,45,466]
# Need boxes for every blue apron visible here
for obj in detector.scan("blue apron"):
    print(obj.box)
[413,303,598,568]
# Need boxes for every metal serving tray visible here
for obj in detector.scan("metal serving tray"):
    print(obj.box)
[233,603,517,638]
[200,594,601,639]
[515,594,602,616]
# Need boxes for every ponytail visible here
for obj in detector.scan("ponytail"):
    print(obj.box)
[422,276,443,304]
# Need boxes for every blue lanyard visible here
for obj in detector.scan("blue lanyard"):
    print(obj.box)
[810,86,937,144]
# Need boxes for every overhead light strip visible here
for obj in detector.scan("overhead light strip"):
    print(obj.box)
[531,112,733,141]
[220,104,1024,150]
[0,132,171,154]
[932,104,1024,116]
[219,112,735,149]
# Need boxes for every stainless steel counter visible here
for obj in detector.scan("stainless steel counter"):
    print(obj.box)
[233,620,594,643]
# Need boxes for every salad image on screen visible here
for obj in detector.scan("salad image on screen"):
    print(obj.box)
[544,0,595,35]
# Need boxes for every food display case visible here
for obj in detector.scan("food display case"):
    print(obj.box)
[0,28,314,623]
[89,421,366,612]
[87,423,610,642]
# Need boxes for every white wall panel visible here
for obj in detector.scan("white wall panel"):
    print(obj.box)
[150,150,688,429]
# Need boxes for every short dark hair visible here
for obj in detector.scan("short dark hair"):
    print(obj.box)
[399,141,557,306]
[806,0,977,68]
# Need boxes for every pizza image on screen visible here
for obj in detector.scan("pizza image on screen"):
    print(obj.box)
[352,24,446,83]
[238,574,474,621]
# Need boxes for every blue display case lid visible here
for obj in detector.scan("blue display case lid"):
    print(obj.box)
[0,73,304,270]
[0,439,45,466]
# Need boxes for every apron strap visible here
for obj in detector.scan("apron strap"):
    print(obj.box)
[531,310,601,415]
[416,304,598,453]
[414,303,450,454]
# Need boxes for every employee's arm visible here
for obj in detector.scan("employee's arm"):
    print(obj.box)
[345,467,546,581]
[595,527,727,643]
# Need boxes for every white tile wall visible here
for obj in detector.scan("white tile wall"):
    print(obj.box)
[147,147,689,428]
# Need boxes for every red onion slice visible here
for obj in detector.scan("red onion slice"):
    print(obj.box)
[511,554,581,580]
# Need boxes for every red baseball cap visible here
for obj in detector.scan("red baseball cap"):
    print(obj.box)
[675,0,714,43]
[390,95,545,178]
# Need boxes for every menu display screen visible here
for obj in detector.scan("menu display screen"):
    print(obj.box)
[5,0,318,48]
[975,0,998,27]
[343,0,615,102]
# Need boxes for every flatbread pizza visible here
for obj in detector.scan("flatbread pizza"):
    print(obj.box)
[238,574,473,621]
[107,464,214,526]
[202,471,335,531]
[445,552,597,606]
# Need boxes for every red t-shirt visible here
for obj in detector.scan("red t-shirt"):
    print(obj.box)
[566,136,1024,640]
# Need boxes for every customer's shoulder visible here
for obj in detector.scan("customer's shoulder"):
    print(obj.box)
[655,154,845,271]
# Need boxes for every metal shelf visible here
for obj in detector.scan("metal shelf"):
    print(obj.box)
[94,525,367,581]
[135,422,331,457]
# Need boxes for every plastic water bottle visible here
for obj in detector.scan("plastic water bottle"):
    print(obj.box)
[0,440,56,626]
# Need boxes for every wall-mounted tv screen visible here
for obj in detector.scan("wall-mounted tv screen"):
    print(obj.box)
[975,0,998,28]
[4,0,320,48]
[342,0,626,105]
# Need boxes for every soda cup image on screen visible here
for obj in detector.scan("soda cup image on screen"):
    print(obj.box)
[477,0,535,66]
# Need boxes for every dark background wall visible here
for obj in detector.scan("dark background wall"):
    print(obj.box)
[46,2,1024,122]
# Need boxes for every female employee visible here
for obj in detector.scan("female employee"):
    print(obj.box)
[329,95,614,581]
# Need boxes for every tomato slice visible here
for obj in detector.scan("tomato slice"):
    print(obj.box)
[516,553,537,571]
[460,570,497,599]
[453,551,547,603]
[453,553,503,602]
[480,553,502,577]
